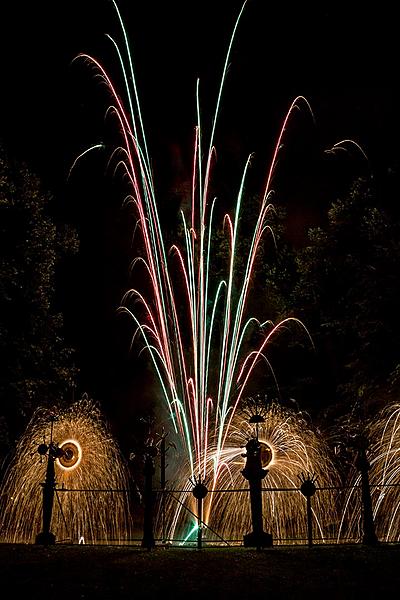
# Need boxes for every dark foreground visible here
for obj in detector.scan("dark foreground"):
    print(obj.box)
[0,542,399,599]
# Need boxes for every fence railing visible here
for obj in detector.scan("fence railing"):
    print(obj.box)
[25,481,399,547]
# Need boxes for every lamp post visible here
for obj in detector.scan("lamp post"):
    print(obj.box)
[241,406,273,550]
[35,416,64,545]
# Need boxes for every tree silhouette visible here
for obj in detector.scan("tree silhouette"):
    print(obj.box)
[0,145,79,459]
[293,176,400,418]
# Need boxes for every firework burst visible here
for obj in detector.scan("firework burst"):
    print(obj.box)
[160,400,340,544]
[0,395,133,544]
[69,1,359,543]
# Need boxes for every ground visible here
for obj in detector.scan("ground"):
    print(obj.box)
[1,542,399,598]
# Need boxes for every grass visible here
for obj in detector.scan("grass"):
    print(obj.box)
[1,542,399,599]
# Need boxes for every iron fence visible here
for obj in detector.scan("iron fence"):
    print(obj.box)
[32,481,399,547]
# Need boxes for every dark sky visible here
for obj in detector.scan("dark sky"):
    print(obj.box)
[1,1,397,186]
[1,1,398,440]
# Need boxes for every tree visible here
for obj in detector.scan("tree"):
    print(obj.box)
[0,145,79,458]
[293,176,400,418]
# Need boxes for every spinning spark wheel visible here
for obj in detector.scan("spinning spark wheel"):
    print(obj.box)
[57,440,82,470]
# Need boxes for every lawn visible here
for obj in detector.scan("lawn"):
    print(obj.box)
[1,542,399,599]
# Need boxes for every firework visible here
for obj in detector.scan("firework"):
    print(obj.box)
[159,401,340,544]
[0,395,133,544]
[71,1,355,543]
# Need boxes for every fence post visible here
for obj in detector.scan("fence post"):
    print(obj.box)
[142,445,157,550]
[191,478,208,549]
[356,446,378,546]
[160,435,166,542]
[299,473,317,547]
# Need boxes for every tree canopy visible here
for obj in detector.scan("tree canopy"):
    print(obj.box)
[267,174,400,421]
[0,146,79,458]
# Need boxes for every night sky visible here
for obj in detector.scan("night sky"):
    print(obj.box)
[1,1,398,441]
[2,1,397,188]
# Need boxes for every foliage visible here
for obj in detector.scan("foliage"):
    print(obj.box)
[0,145,79,457]
[292,176,400,416]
